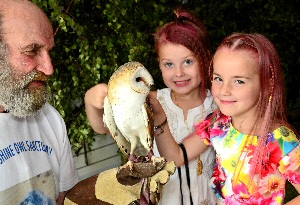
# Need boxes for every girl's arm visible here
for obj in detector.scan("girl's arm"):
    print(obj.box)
[148,91,208,167]
[84,83,109,134]
[285,183,300,205]
[156,127,208,167]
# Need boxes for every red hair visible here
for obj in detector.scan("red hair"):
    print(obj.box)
[154,8,211,101]
[211,33,289,182]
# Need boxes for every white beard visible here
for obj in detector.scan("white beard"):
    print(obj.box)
[0,43,50,117]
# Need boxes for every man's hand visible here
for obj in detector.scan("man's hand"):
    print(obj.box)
[85,83,108,110]
[149,160,176,193]
[95,158,176,205]
[84,83,109,134]
[116,158,176,204]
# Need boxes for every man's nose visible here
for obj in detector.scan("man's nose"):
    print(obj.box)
[36,52,54,76]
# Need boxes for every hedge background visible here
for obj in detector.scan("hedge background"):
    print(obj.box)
[31,0,300,153]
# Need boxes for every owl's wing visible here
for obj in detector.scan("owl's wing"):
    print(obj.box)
[141,97,154,150]
[103,97,131,157]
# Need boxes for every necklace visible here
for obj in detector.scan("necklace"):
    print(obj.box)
[172,90,204,176]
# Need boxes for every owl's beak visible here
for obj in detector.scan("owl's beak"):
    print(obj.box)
[136,77,153,88]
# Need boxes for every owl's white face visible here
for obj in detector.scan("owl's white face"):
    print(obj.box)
[130,65,153,94]
[104,61,154,158]
[107,62,153,105]
[158,42,202,96]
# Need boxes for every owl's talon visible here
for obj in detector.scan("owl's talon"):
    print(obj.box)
[151,156,165,166]
[127,160,134,170]
[121,160,134,171]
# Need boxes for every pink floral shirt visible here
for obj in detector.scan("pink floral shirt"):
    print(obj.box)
[195,110,300,204]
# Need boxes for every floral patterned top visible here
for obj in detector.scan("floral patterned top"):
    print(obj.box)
[194,110,300,204]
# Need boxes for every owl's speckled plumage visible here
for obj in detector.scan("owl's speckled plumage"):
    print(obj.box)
[103,62,155,161]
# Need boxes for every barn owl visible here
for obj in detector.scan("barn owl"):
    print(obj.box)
[103,61,159,169]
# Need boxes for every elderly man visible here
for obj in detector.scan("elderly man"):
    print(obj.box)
[0,0,79,204]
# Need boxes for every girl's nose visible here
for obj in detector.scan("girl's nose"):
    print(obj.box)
[175,66,184,77]
[219,83,231,96]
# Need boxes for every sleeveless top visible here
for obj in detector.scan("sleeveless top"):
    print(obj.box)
[154,88,218,205]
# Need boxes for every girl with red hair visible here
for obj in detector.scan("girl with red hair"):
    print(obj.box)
[151,8,217,205]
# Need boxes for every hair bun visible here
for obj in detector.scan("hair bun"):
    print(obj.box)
[177,16,189,22]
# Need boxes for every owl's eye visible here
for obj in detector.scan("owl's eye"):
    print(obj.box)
[136,77,141,82]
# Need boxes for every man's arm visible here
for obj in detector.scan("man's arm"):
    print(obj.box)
[85,83,109,134]
[57,191,67,205]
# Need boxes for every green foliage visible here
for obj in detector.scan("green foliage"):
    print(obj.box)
[31,0,179,154]
[183,0,300,108]
[32,0,299,155]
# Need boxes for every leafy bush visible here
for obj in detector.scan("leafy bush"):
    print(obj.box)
[32,0,300,154]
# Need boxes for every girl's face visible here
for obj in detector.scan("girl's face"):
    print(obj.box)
[211,48,261,123]
[158,43,202,95]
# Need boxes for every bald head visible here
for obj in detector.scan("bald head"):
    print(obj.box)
[0,0,40,9]
[0,0,53,42]
[0,0,44,17]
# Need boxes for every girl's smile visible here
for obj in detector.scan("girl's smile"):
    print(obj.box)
[174,79,190,87]
[219,99,236,105]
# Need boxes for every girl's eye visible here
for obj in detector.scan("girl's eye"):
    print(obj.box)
[235,80,245,84]
[164,62,173,68]
[184,59,193,65]
[213,76,222,82]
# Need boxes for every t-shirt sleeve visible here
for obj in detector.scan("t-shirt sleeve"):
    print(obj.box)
[194,110,231,146]
[59,129,80,192]
[277,128,300,184]
[51,106,80,192]
[194,118,213,145]
[194,110,219,145]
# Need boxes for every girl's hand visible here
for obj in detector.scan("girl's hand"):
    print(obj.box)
[148,91,167,126]
[147,90,208,166]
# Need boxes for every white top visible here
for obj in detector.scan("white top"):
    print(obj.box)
[0,103,79,204]
[154,88,217,205]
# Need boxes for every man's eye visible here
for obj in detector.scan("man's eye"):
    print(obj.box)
[21,44,42,57]
[23,50,38,57]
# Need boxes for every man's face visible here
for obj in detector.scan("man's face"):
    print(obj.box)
[0,1,55,117]
[0,43,50,117]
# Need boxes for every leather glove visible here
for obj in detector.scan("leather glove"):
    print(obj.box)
[95,158,176,205]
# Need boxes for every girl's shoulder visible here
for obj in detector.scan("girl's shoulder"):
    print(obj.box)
[194,110,231,143]
[157,87,169,94]
[267,126,299,157]
[205,110,231,125]
[272,126,299,144]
